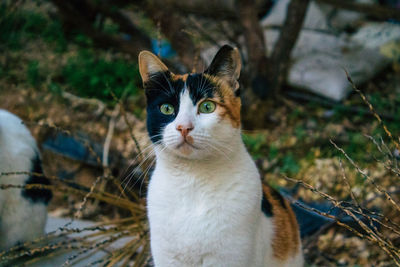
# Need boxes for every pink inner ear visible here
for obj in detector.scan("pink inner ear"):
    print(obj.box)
[139,51,169,82]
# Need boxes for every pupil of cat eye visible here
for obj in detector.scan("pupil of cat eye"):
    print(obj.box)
[199,100,216,114]
[160,104,174,115]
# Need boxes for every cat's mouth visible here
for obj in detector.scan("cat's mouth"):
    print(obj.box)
[175,135,199,150]
[173,141,197,156]
[176,140,199,150]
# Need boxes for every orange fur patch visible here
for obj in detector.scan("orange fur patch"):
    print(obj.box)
[172,74,189,82]
[203,74,241,128]
[262,185,301,261]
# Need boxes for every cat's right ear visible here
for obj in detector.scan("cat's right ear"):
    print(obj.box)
[204,45,241,91]
[138,51,169,83]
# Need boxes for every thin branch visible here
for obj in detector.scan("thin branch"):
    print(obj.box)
[331,139,400,214]
[345,71,400,152]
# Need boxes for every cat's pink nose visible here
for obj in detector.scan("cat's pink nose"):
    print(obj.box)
[176,124,194,138]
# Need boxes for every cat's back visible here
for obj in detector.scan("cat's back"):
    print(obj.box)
[0,109,37,156]
[0,109,51,251]
[0,109,38,185]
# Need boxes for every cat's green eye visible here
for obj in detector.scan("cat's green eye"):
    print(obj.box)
[199,100,216,114]
[160,103,175,115]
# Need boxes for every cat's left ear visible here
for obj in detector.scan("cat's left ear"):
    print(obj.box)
[204,45,241,91]
[138,51,170,83]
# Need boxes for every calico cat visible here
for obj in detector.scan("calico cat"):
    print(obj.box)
[139,45,303,267]
[0,109,52,251]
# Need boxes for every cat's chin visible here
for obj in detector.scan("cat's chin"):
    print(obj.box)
[162,143,208,160]
[171,144,200,159]
[176,142,196,156]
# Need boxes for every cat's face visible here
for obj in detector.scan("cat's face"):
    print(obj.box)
[139,45,242,159]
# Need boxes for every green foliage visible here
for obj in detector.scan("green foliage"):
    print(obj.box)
[0,64,4,78]
[103,20,120,35]
[269,145,279,159]
[0,4,66,51]
[242,133,267,159]
[73,34,93,47]
[62,50,139,102]
[0,3,142,102]
[280,154,300,176]
[294,125,307,140]
[27,60,43,87]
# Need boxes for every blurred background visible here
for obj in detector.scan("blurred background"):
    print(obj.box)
[0,0,400,266]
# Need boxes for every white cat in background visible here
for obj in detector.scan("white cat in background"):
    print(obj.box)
[0,109,51,251]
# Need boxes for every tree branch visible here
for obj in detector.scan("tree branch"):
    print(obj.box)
[269,0,311,94]
[237,0,269,71]
[50,0,152,58]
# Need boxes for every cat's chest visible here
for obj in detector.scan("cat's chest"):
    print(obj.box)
[149,171,235,221]
[147,171,243,255]
[147,163,261,236]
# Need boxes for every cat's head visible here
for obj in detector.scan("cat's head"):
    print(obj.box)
[139,45,241,159]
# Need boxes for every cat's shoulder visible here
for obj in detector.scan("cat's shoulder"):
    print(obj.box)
[0,109,36,150]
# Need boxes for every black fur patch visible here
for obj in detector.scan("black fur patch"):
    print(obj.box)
[145,71,184,143]
[204,45,236,77]
[144,72,216,143]
[186,74,215,105]
[22,153,52,204]
[261,193,273,217]
[261,187,288,217]
[234,88,240,97]
[270,187,287,210]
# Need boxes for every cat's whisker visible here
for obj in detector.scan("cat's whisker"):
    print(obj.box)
[203,142,231,161]
[121,138,161,168]
[208,139,234,153]
[122,150,155,188]
[119,148,158,197]
[120,138,180,197]
[128,161,152,196]
[138,156,158,197]
[130,144,168,197]
[193,136,234,153]
[119,141,160,186]
[149,133,165,139]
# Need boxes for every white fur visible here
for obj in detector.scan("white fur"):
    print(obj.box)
[147,92,303,266]
[0,109,48,251]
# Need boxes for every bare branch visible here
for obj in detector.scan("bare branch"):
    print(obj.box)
[269,0,311,94]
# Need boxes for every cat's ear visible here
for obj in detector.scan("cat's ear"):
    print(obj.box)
[204,45,241,90]
[138,51,170,83]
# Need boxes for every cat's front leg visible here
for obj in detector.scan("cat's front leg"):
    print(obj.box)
[150,239,184,267]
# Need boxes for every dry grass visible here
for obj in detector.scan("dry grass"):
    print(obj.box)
[285,73,400,266]
[0,89,153,266]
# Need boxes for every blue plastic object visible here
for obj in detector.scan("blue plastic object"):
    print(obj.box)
[151,39,176,59]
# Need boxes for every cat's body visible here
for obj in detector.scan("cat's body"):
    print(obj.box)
[149,138,263,266]
[0,109,51,251]
[139,45,303,266]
